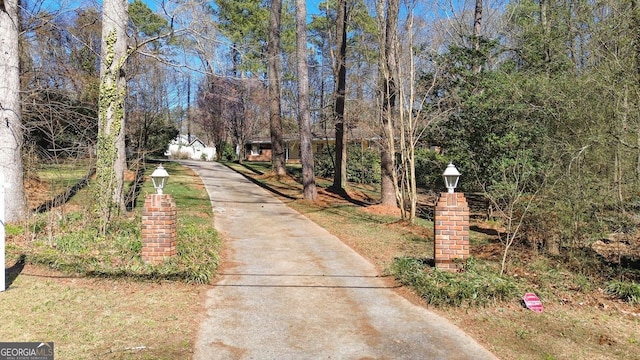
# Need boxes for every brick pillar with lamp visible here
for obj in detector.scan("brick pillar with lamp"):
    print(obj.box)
[434,163,470,271]
[141,165,177,264]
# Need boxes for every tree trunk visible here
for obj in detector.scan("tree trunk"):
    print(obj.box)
[0,0,26,222]
[332,0,348,192]
[379,0,399,207]
[473,0,483,73]
[540,0,551,75]
[96,0,129,231]
[633,0,640,82]
[631,0,640,185]
[268,0,287,176]
[296,0,317,201]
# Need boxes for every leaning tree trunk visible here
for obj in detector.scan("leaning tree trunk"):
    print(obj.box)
[0,0,26,222]
[268,0,287,176]
[295,0,317,201]
[96,0,129,231]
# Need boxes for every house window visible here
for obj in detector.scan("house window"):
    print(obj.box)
[251,144,261,156]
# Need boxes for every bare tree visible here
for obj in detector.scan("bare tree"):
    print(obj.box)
[196,75,228,159]
[231,77,269,162]
[0,0,26,222]
[481,152,542,275]
[296,0,318,200]
[20,7,101,163]
[196,76,267,162]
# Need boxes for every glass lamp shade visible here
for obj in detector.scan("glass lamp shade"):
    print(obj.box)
[442,163,461,193]
[151,165,169,195]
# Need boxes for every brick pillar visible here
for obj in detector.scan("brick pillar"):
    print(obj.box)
[434,192,470,271]
[142,194,177,264]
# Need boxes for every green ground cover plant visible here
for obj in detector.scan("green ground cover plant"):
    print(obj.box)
[388,256,520,307]
[607,281,640,304]
[7,161,221,284]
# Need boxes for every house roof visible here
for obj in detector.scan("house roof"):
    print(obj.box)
[246,126,378,145]
[172,134,209,147]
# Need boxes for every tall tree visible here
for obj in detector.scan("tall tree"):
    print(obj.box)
[331,0,348,191]
[377,0,400,207]
[0,0,26,222]
[196,75,267,162]
[296,0,317,200]
[395,4,445,222]
[268,0,287,176]
[96,0,129,231]
[230,77,269,162]
[215,0,269,76]
[195,74,229,159]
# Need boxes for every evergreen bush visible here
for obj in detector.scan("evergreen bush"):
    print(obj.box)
[313,144,381,184]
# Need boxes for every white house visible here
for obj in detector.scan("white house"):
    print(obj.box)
[165,135,216,161]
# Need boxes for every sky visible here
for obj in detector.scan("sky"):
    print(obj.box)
[140,0,324,17]
[40,0,325,17]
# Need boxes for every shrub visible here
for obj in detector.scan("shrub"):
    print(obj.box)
[314,145,335,179]
[174,150,192,160]
[387,256,520,307]
[5,224,24,236]
[220,142,235,161]
[347,145,380,184]
[313,144,381,184]
[606,281,640,304]
[413,148,449,188]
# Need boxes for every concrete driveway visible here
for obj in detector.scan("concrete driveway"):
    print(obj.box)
[182,161,497,360]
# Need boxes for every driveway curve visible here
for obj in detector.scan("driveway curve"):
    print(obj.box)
[182,160,497,360]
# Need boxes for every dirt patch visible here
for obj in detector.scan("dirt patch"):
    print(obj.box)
[124,169,137,182]
[592,232,640,263]
[362,204,401,217]
[25,176,53,210]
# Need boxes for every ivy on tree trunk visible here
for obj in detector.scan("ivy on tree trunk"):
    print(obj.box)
[96,0,129,232]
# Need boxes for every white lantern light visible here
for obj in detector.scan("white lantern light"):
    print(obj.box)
[442,163,461,193]
[151,165,170,195]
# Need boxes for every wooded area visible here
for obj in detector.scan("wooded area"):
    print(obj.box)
[1,0,640,270]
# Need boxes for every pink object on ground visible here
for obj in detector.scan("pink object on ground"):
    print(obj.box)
[523,292,544,313]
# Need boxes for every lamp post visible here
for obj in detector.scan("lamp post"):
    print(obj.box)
[434,162,469,271]
[151,165,169,195]
[442,163,461,193]
[142,164,177,264]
